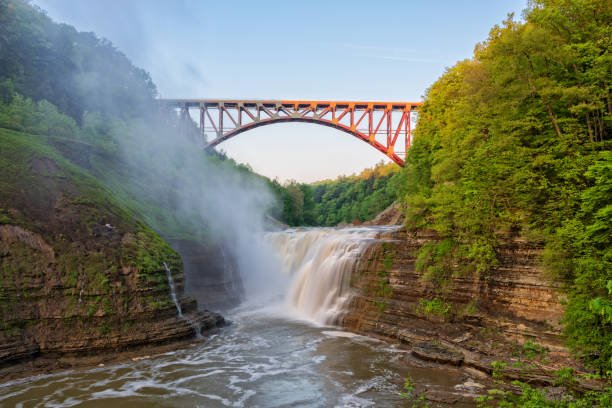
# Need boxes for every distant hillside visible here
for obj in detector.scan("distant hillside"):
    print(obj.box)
[308,161,401,226]
[0,0,156,121]
[277,161,402,227]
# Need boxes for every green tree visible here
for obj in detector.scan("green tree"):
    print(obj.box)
[401,0,611,372]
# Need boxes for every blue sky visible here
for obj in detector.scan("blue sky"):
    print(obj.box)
[35,0,527,182]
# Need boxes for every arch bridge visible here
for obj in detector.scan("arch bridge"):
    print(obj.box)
[160,99,422,166]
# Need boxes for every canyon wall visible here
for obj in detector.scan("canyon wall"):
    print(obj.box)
[342,228,580,380]
[170,239,243,310]
[0,131,224,375]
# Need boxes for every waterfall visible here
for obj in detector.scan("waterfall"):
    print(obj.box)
[267,227,393,325]
[163,262,183,318]
[163,262,202,338]
[77,270,86,304]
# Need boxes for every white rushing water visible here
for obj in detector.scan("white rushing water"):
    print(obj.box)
[0,299,469,408]
[164,262,202,338]
[267,226,398,325]
[163,262,183,318]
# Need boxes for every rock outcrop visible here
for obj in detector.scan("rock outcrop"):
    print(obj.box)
[342,228,584,384]
[362,201,404,226]
[170,239,243,310]
[0,130,224,375]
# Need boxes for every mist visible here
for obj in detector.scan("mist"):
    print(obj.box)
[104,111,288,305]
[18,0,290,308]
[27,0,292,304]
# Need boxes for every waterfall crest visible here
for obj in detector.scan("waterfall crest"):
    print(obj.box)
[267,227,394,325]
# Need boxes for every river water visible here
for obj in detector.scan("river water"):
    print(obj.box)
[0,227,475,407]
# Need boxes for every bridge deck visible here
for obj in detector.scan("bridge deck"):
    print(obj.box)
[160,99,421,111]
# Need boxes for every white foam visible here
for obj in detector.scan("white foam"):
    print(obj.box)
[321,330,361,338]
[267,227,391,326]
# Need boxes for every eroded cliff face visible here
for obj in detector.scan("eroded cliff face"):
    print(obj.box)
[0,224,222,367]
[0,131,224,375]
[170,239,243,310]
[342,228,582,383]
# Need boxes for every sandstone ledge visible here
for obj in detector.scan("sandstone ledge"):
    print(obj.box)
[341,228,597,391]
[0,307,226,383]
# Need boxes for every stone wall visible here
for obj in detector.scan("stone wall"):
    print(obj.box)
[170,239,243,310]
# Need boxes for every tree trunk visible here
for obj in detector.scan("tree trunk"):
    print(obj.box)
[585,112,596,146]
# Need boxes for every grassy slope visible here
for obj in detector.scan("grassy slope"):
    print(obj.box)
[0,128,176,260]
[0,128,182,335]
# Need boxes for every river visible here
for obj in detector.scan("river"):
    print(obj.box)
[0,227,475,407]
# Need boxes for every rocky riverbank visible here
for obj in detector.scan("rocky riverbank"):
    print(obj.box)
[0,130,225,382]
[341,227,597,396]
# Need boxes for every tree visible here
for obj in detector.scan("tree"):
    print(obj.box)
[401,0,611,371]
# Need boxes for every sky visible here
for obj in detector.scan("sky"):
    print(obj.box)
[34,0,528,183]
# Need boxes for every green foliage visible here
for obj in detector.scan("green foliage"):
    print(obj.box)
[553,367,577,389]
[382,251,395,270]
[305,161,402,226]
[274,161,402,227]
[372,300,387,313]
[372,245,395,307]
[0,94,78,139]
[0,0,157,121]
[491,361,508,380]
[375,278,393,298]
[401,376,416,399]
[401,376,430,407]
[522,340,549,360]
[401,0,612,372]
[276,180,312,226]
[477,381,612,408]
[418,298,452,316]
[461,300,478,317]
[557,152,612,372]
[415,239,459,285]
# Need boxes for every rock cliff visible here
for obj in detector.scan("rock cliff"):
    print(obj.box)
[0,130,224,375]
[170,239,243,310]
[342,228,584,385]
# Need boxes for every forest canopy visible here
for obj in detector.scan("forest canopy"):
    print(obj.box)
[401,0,611,372]
[0,0,156,122]
[275,161,402,227]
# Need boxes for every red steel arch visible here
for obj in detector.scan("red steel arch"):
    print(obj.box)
[160,99,422,166]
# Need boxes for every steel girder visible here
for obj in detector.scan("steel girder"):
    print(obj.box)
[160,99,422,167]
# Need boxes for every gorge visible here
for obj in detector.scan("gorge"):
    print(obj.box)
[1,0,610,406]
[0,226,476,407]
[0,222,576,406]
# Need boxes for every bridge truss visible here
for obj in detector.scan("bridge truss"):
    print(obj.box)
[161,99,422,166]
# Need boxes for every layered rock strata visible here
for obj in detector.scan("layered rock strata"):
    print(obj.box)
[342,228,584,384]
[0,132,224,374]
[0,223,222,366]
